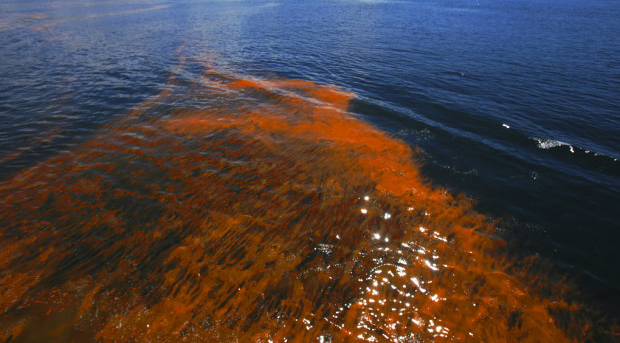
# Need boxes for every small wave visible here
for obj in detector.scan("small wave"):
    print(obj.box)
[531,137,619,162]
[534,138,571,151]
[527,137,620,180]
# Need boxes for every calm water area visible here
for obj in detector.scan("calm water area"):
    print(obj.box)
[0,0,618,341]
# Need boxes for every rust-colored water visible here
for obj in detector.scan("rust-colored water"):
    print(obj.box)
[0,62,599,342]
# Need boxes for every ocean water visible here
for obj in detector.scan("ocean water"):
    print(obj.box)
[0,0,618,341]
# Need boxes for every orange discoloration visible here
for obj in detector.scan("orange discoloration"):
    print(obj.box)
[0,61,608,342]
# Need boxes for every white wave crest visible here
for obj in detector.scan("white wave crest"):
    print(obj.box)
[534,138,572,151]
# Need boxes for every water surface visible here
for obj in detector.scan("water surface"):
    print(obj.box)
[0,0,618,341]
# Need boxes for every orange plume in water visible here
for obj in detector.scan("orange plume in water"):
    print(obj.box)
[0,63,596,342]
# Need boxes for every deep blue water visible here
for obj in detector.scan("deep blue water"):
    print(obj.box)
[1,0,619,331]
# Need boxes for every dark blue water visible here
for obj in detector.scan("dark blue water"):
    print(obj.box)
[1,0,619,337]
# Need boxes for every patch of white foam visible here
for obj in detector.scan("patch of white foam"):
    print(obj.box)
[533,138,580,154]
[532,138,578,153]
[535,138,566,149]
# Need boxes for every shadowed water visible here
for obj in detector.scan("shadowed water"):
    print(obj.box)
[0,56,607,342]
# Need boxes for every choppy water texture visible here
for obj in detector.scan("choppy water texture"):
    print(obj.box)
[0,59,612,342]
